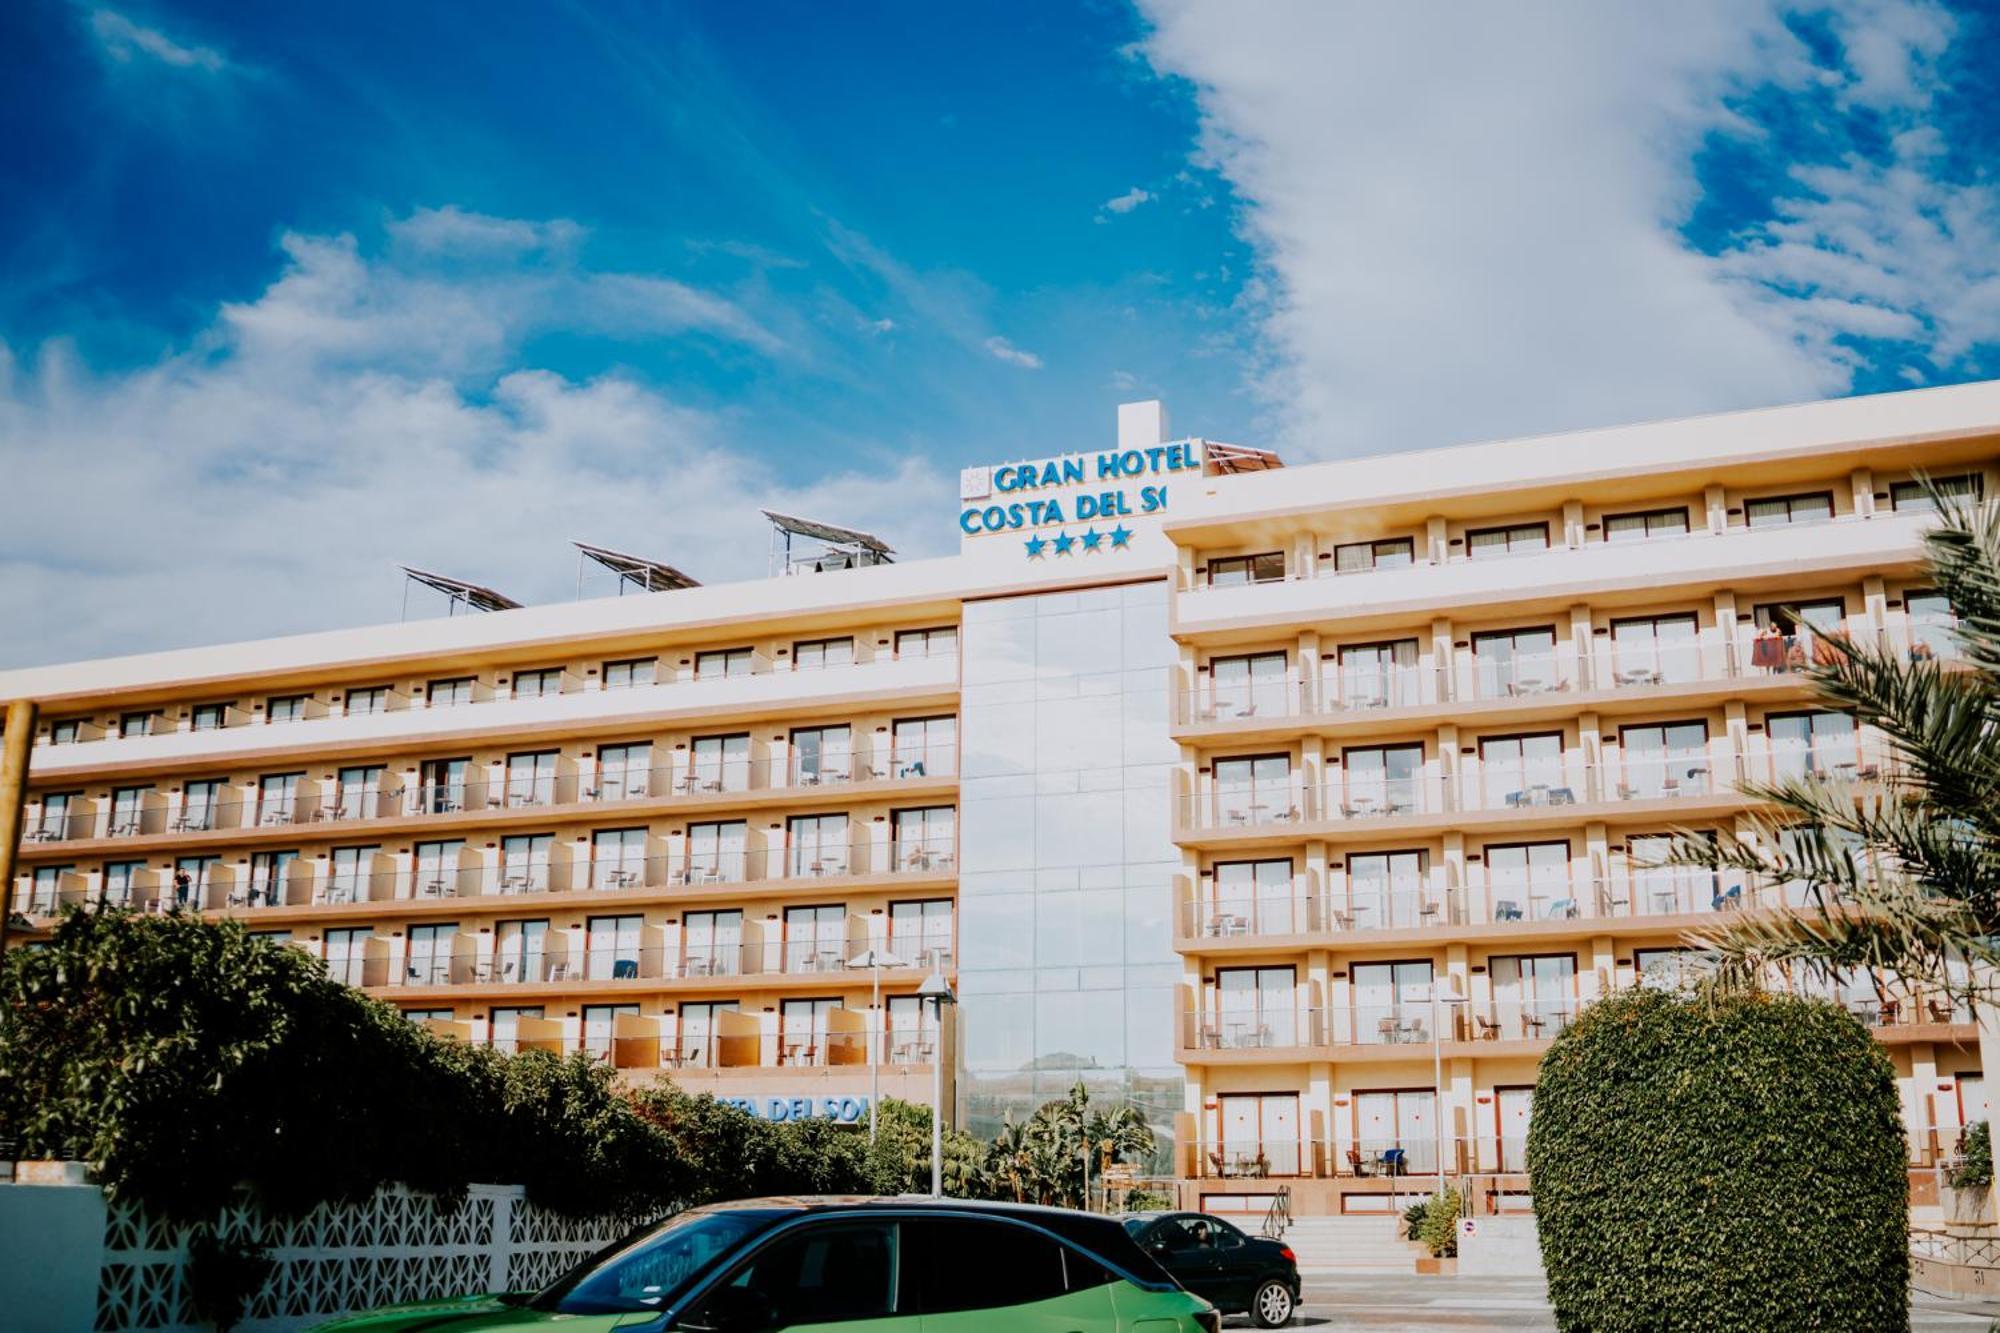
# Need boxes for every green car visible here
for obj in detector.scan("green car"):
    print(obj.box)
[313,1196,1223,1331]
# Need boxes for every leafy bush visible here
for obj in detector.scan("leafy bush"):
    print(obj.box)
[1403,1198,1430,1241]
[1528,987,1908,1332]
[184,1228,274,1332]
[1417,1186,1460,1258]
[1952,1120,1994,1191]
[1121,1187,1171,1213]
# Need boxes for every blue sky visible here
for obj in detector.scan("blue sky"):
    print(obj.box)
[4,1,2000,664]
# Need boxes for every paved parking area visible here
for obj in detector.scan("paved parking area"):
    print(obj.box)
[1222,1273,2000,1330]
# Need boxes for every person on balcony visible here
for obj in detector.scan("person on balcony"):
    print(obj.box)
[172,867,193,909]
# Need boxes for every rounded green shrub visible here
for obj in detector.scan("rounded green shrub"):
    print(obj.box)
[1528,987,1908,1332]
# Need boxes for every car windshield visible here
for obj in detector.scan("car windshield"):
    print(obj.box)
[532,1209,778,1315]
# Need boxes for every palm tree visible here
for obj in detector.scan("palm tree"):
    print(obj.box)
[1666,481,2000,998]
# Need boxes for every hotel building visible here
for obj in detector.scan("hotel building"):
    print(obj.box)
[4,383,1998,1214]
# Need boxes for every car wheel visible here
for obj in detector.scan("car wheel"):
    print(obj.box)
[1251,1277,1295,1328]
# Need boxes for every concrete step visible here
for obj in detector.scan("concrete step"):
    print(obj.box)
[1275,1216,1422,1272]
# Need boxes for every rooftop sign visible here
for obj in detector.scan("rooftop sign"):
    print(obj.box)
[958,441,1201,559]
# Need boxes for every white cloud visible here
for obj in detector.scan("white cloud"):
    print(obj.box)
[1133,0,1983,458]
[1101,186,1154,216]
[88,8,229,73]
[1110,369,1141,391]
[982,335,1044,370]
[0,215,950,666]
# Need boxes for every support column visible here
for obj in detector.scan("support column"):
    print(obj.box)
[0,698,37,957]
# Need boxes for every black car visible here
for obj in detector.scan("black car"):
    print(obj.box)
[1121,1212,1300,1327]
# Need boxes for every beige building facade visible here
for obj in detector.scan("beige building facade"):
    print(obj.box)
[4,381,1998,1208]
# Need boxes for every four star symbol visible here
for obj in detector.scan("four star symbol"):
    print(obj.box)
[1026,525,1134,559]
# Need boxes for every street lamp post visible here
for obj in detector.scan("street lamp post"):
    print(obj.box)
[917,971,957,1197]
[846,946,907,1144]
[1432,990,1470,1195]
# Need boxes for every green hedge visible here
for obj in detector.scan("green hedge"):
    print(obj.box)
[1527,987,1909,1332]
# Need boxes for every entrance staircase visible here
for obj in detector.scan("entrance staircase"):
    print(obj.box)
[1277,1215,1422,1275]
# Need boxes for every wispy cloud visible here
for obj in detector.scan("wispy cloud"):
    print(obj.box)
[1135,0,1996,457]
[0,210,948,665]
[983,335,1044,370]
[1099,186,1154,217]
[87,7,230,73]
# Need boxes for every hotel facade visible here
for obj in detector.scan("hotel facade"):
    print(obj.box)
[5,384,1998,1216]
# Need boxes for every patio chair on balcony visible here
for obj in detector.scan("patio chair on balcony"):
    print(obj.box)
[1376,1016,1402,1043]
[1544,898,1578,920]
[1929,998,1957,1024]
[1346,1148,1368,1178]
[1878,999,1901,1026]
[612,958,639,980]
[1495,900,1523,922]
[1710,884,1743,911]
[1379,1148,1407,1175]
[1475,1014,1500,1040]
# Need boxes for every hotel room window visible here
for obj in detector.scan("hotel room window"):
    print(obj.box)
[511,667,563,698]
[119,710,158,738]
[891,715,956,777]
[602,656,657,689]
[49,719,85,744]
[895,626,958,658]
[427,677,474,707]
[30,865,74,915]
[190,702,231,731]
[101,860,147,909]
[1466,522,1548,558]
[1603,507,1689,542]
[1207,551,1284,586]
[1745,491,1834,527]
[695,647,755,679]
[793,636,855,670]
[344,686,390,716]
[1333,537,1415,573]
[266,694,308,723]
[1892,473,1982,512]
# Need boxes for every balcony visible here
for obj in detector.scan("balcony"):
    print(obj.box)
[24,650,960,772]
[1172,510,1933,636]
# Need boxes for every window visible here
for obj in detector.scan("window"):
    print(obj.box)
[179,779,226,832]
[1333,537,1416,573]
[512,668,564,699]
[412,840,464,898]
[594,743,652,801]
[585,915,644,981]
[344,686,391,715]
[190,702,231,731]
[1216,1094,1304,1176]
[417,757,471,814]
[602,657,657,689]
[1487,842,1574,921]
[688,733,750,792]
[693,1220,899,1326]
[1892,473,1983,512]
[1347,851,1428,929]
[1212,753,1293,821]
[1349,960,1435,1044]
[257,773,306,825]
[119,711,157,738]
[682,910,743,977]
[1352,1088,1437,1174]
[694,647,754,679]
[496,919,549,984]
[1489,954,1578,1039]
[407,923,458,985]
[1472,626,1561,698]
[29,865,74,915]
[334,765,387,821]
[427,677,475,707]
[404,1008,456,1024]
[895,626,958,658]
[109,785,155,837]
[910,1218,1077,1314]
[790,725,854,785]
[1335,640,1419,710]
[780,996,842,1064]
[1211,858,1298,935]
[1618,721,1710,798]
[249,850,299,907]
[1210,965,1299,1048]
[678,1001,738,1067]
[1207,551,1285,586]
[592,828,648,889]
[1610,612,1701,685]
[29,791,75,840]
[540,1209,767,1317]
[685,821,748,884]
[583,1003,640,1060]
[50,719,84,744]
[1466,522,1548,558]
[887,994,933,1061]
[1636,947,1708,990]
[891,715,955,778]
[327,846,378,904]
[1768,709,1859,780]
[1479,733,1568,807]
[1746,491,1833,528]
[893,807,955,871]
[500,833,556,893]
[266,695,308,723]
[1337,744,1424,816]
[890,898,954,968]
[324,927,373,987]
[1207,651,1288,718]
[788,814,850,877]
[1627,831,1717,915]
[490,1005,544,1054]
[1907,590,1958,661]
[1603,507,1689,542]
[792,636,855,669]
[504,750,559,806]
[1750,598,1848,674]
[101,860,147,909]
